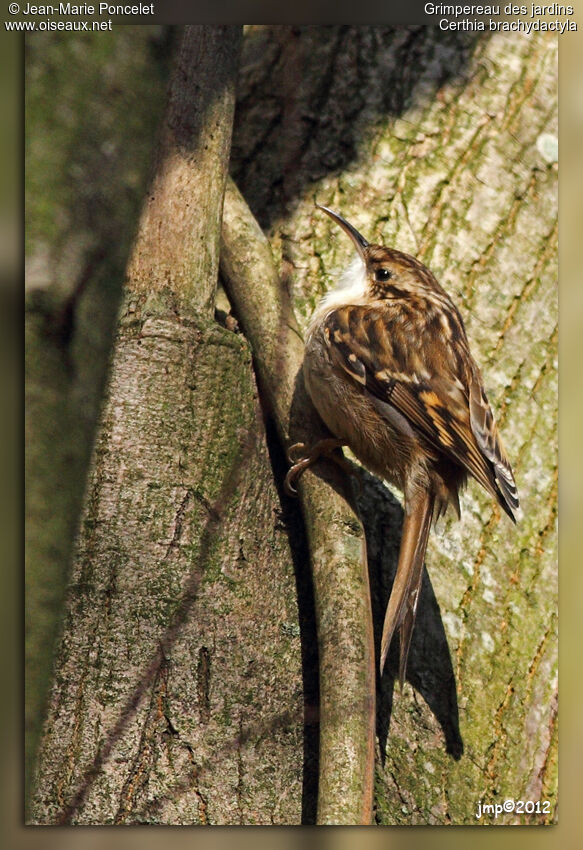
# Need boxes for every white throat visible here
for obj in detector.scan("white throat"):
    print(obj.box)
[309,254,368,329]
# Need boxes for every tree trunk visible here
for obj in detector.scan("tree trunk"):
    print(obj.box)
[230,25,557,825]
[29,26,557,825]
[29,26,310,827]
[24,26,173,808]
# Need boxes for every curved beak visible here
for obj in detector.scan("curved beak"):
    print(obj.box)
[316,204,368,261]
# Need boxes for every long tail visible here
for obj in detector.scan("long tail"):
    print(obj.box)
[380,489,435,687]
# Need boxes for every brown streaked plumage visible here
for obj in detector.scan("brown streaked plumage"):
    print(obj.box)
[285,205,519,686]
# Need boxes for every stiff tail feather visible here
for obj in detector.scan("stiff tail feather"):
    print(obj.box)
[380,489,435,687]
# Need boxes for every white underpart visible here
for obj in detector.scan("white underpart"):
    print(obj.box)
[309,254,368,330]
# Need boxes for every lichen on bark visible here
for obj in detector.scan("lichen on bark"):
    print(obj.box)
[230,26,558,825]
[29,25,557,825]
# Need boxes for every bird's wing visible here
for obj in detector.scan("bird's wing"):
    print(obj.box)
[323,304,518,520]
[467,369,519,516]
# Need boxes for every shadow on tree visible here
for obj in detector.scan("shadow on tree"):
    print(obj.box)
[229,25,491,777]
[272,367,464,820]
[231,25,490,231]
[358,471,464,762]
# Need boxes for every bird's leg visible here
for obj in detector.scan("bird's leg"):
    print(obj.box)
[284,437,354,496]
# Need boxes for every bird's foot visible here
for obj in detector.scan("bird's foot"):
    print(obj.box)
[284,437,358,496]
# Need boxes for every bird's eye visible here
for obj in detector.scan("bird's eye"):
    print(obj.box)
[375,268,393,282]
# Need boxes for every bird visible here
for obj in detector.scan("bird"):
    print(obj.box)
[285,204,519,686]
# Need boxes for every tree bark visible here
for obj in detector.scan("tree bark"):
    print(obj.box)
[29,26,305,826]
[230,26,558,825]
[220,179,375,823]
[30,25,557,825]
[25,27,173,809]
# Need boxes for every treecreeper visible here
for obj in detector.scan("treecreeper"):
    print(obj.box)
[285,205,519,684]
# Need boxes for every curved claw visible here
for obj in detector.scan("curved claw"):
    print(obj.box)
[284,437,348,497]
[284,469,299,497]
[284,454,312,497]
[287,442,308,465]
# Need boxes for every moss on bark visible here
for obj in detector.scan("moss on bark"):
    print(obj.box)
[29,26,557,825]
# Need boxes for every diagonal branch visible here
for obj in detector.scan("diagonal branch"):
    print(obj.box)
[220,177,376,824]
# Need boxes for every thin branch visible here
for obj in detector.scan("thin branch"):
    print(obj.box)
[127,25,242,318]
[221,177,376,824]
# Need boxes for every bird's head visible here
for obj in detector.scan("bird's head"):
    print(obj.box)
[316,204,440,302]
